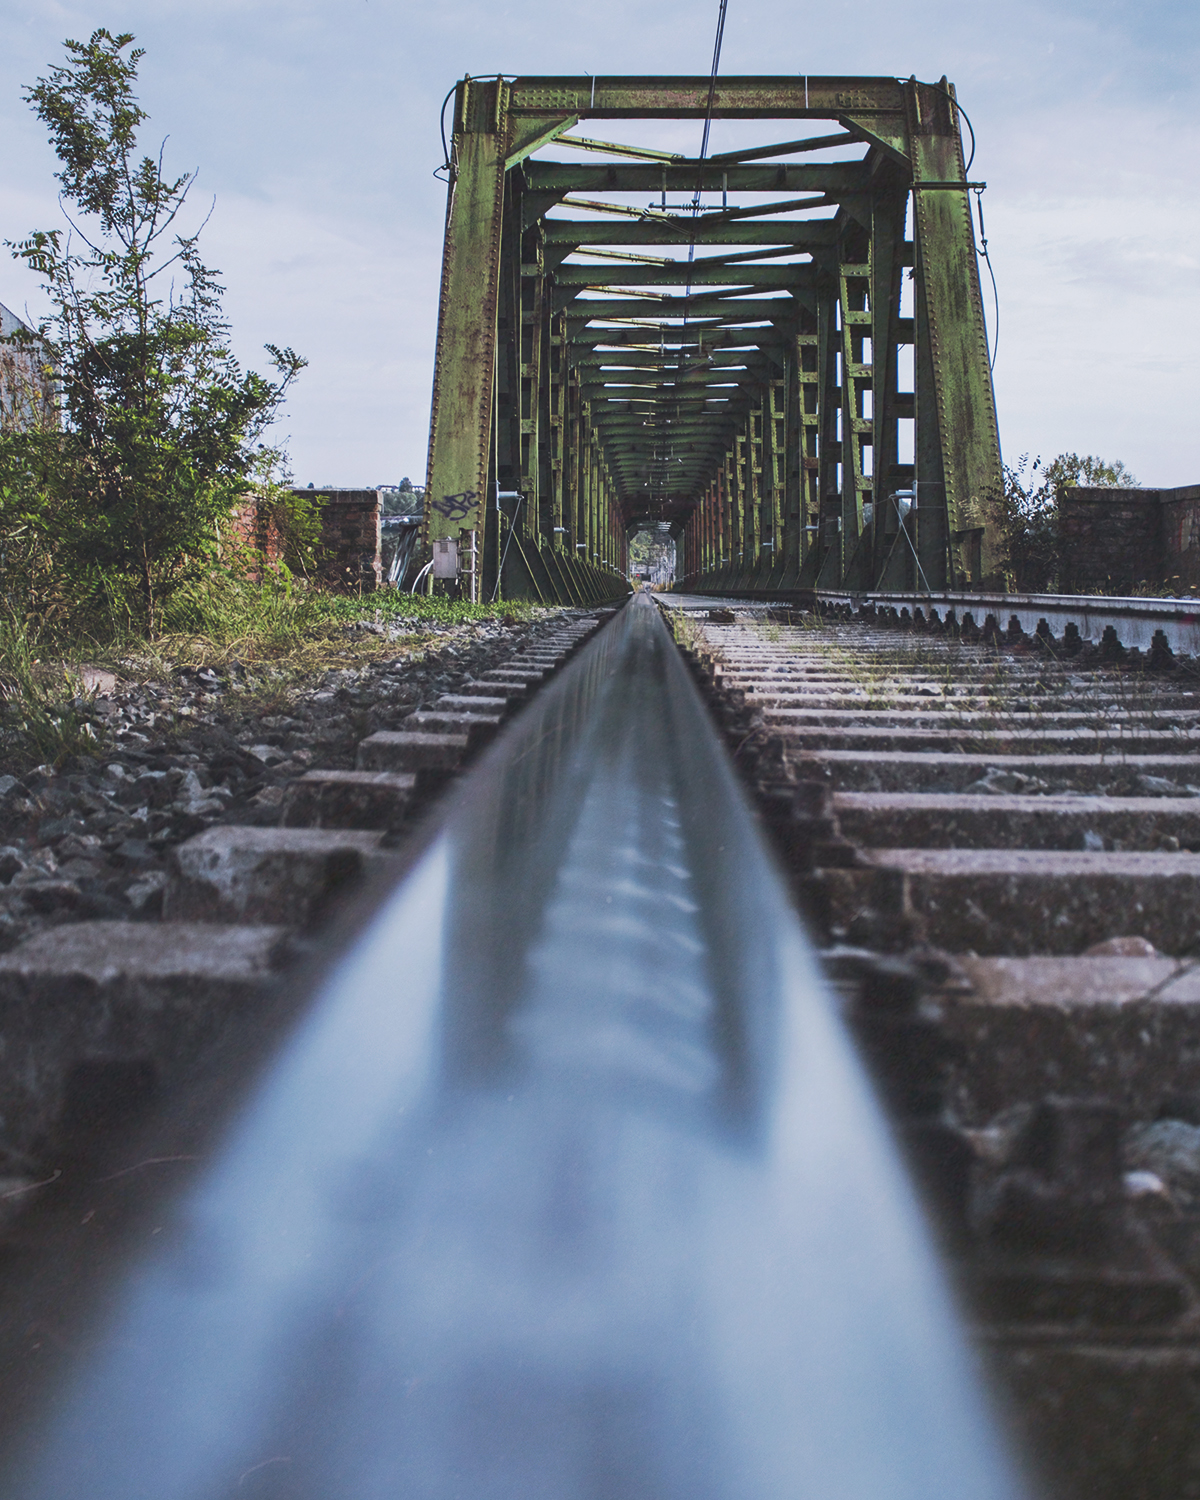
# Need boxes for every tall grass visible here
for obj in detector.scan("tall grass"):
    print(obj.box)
[158,572,540,657]
[0,572,547,769]
[0,610,103,768]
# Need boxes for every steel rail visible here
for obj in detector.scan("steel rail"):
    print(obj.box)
[7,595,1027,1500]
[816,588,1200,654]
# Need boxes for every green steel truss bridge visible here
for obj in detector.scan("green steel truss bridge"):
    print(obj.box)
[423,74,1002,604]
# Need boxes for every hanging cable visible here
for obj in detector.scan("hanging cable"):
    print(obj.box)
[692,0,730,212]
[491,493,525,602]
[435,81,459,181]
[684,0,730,303]
[648,0,729,524]
[927,82,976,175]
[973,185,1000,372]
[437,73,521,180]
[894,497,933,594]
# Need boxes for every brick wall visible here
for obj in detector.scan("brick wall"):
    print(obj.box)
[225,502,285,574]
[1057,488,1162,594]
[1058,485,1200,594]
[1158,486,1200,591]
[301,489,382,592]
[229,490,382,591]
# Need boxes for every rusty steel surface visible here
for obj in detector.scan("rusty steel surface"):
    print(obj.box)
[423,73,1002,604]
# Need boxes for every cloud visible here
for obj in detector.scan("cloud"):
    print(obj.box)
[982,97,1200,483]
[2,0,1197,486]
[203,190,443,486]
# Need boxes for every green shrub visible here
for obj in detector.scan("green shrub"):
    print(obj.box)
[0,609,102,767]
[1,29,304,635]
[999,452,1137,592]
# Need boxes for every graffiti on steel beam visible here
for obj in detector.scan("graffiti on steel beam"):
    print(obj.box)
[430,491,478,522]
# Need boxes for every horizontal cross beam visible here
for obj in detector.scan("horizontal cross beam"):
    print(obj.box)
[545,220,837,247]
[524,162,870,193]
[508,75,907,117]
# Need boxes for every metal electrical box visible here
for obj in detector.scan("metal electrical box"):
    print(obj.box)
[432,538,459,579]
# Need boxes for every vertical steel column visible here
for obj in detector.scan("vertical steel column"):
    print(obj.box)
[765,374,787,578]
[565,365,581,560]
[491,171,524,600]
[869,190,910,585]
[906,76,1004,588]
[519,252,542,540]
[734,428,750,578]
[582,425,594,572]
[727,439,743,575]
[813,281,841,582]
[718,461,731,575]
[747,403,763,572]
[549,314,567,546]
[912,250,947,590]
[602,461,614,568]
[796,316,820,572]
[780,349,803,585]
[589,436,601,572]
[838,250,873,580]
[425,79,509,572]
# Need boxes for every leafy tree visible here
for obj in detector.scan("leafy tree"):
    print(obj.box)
[257,458,325,580]
[1,28,305,632]
[999,452,1137,592]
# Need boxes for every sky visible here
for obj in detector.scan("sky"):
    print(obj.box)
[1,0,1197,490]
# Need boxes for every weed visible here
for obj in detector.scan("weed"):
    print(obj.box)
[0,611,105,768]
[664,609,701,653]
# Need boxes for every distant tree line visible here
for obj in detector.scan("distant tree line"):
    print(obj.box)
[381,478,424,517]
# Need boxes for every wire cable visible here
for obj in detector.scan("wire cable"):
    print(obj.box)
[491,494,525,602]
[922,83,995,368]
[928,81,975,175]
[684,0,730,303]
[972,186,999,371]
[644,0,728,521]
[692,0,730,210]
[439,71,524,176]
[435,82,458,180]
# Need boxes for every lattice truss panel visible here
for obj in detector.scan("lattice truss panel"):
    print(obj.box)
[424,76,1003,602]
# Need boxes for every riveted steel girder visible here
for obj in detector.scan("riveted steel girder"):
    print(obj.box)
[423,73,1003,602]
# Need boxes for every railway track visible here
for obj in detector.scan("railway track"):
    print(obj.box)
[0,612,615,1442]
[668,591,1200,1500]
[0,593,1029,1500]
[1,612,609,1069]
[5,588,1200,1496]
